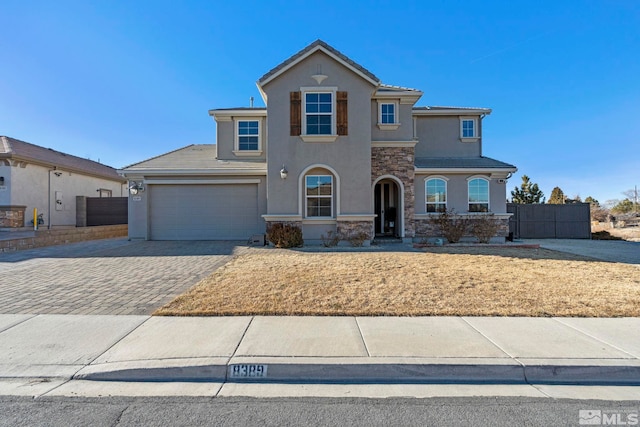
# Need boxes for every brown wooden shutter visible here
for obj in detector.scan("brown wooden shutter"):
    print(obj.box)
[336,91,348,136]
[290,91,301,136]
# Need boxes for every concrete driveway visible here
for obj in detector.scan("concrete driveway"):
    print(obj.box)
[523,239,640,265]
[0,239,247,315]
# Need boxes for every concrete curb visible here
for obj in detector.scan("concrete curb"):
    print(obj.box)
[65,358,640,385]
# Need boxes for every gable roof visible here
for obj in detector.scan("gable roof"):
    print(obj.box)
[257,39,381,88]
[119,144,266,176]
[0,136,124,182]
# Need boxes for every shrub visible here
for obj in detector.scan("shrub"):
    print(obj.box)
[266,223,303,248]
[469,214,499,243]
[320,231,341,247]
[428,209,468,243]
[347,232,369,247]
[592,230,622,240]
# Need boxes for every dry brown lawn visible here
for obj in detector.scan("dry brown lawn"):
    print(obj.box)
[155,247,640,317]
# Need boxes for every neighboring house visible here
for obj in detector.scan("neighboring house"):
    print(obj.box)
[120,40,517,243]
[0,136,126,229]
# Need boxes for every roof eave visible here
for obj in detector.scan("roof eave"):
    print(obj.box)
[118,168,267,177]
[413,108,492,116]
[1,153,125,182]
[415,166,517,175]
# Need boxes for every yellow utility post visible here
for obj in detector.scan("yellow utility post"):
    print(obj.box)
[33,208,38,231]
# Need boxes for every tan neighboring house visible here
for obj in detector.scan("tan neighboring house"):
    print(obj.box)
[120,40,517,243]
[0,136,127,229]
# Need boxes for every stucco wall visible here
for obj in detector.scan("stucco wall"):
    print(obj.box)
[0,163,125,228]
[370,102,415,142]
[414,116,482,158]
[262,51,375,217]
[414,173,509,214]
[215,116,267,162]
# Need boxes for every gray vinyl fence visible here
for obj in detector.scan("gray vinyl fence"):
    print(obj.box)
[507,203,591,239]
[76,196,128,227]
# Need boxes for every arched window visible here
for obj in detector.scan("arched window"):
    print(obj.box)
[425,178,447,212]
[468,178,489,212]
[305,175,333,217]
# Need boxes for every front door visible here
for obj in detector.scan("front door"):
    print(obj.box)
[374,180,399,237]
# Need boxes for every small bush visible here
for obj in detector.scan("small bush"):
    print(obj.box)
[266,223,303,248]
[320,231,341,247]
[428,209,468,243]
[470,214,499,243]
[347,232,369,247]
[592,230,623,240]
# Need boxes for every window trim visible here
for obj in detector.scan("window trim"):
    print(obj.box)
[300,87,338,142]
[460,117,479,142]
[467,176,490,212]
[377,101,400,130]
[424,176,448,213]
[233,118,263,156]
[305,174,334,219]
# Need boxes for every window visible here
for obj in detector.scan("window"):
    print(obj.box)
[237,120,260,151]
[305,93,332,135]
[425,178,447,212]
[460,117,477,140]
[380,103,396,124]
[468,178,489,212]
[306,175,333,217]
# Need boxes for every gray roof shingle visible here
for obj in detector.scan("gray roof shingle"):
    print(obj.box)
[415,156,517,170]
[0,136,124,181]
[121,144,266,172]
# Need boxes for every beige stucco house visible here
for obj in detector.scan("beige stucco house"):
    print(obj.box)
[0,136,126,229]
[120,40,517,243]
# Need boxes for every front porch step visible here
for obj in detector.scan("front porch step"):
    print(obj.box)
[373,236,403,245]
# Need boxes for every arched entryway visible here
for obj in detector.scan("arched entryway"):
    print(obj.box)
[373,176,404,238]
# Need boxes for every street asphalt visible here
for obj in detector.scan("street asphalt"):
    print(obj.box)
[0,237,639,399]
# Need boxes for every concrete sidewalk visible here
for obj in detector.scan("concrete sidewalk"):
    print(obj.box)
[1,315,639,392]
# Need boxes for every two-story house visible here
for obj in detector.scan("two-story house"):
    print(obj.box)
[120,40,516,243]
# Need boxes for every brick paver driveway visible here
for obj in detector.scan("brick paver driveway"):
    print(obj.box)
[0,239,247,315]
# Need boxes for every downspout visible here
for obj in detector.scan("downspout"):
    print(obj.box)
[48,169,52,229]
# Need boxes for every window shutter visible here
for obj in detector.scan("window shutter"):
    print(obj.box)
[336,91,348,136]
[290,91,301,136]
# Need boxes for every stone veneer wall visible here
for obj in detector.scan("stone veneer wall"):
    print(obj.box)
[337,220,374,240]
[0,225,128,252]
[0,206,26,228]
[371,147,415,238]
[415,216,511,241]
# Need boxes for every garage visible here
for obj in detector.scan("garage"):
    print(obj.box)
[149,184,262,240]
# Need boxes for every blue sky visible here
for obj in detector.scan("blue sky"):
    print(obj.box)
[2,1,638,205]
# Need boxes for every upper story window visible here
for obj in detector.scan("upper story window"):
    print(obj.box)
[381,103,396,124]
[468,177,489,212]
[460,117,479,141]
[425,178,447,212]
[234,119,262,155]
[306,175,333,218]
[291,89,346,142]
[377,101,400,130]
[305,92,333,135]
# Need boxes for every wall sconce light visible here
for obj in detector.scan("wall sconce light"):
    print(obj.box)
[129,181,145,195]
[280,165,288,179]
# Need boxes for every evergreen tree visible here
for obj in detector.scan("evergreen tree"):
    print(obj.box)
[548,187,565,204]
[511,175,545,204]
[612,199,634,214]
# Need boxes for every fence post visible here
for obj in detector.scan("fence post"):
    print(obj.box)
[76,196,87,227]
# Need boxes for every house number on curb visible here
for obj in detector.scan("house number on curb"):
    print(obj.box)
[230,364,267,378]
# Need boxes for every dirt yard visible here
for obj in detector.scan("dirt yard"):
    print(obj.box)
[155,246,640,317]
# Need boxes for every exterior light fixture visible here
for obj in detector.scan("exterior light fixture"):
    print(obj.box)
[0,177,4,185]
[280,165,288,179]
[129,181,145,195]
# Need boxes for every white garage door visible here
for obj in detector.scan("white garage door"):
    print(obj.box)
[149,184,261,240]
